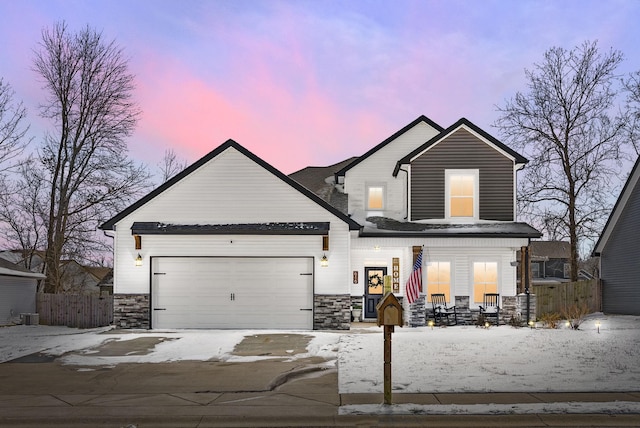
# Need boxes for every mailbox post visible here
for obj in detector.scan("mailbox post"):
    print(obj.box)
[376,293,404,405]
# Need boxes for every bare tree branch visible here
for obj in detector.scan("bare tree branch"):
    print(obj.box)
[495,40,636,280]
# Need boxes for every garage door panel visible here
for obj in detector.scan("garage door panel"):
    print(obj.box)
[152,257,313,329]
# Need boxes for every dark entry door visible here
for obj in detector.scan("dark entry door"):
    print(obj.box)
[364,267,387,319]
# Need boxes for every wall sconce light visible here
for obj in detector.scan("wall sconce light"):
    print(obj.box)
[322,235,329,251]
[135,253,143,267]
[374,245,381,252]
[320,254,329,268]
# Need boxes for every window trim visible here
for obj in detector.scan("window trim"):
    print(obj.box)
[472,260,499,304]
[445,169,479,220]
[425,260,453,303]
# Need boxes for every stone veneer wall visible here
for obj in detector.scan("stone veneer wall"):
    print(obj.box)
[407,295,426,327]
[113,294,150,329]
[314,294,351,330]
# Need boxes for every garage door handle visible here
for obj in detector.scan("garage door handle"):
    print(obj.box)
[154,308,167,311]
[300,308,313,311]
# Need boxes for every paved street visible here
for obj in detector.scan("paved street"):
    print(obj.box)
[1,332,639,427]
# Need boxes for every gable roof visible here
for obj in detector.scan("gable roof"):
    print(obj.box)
[100,139,361,231]
[393,117,528,176]
[593,156,640,255]
[334,115,443,180]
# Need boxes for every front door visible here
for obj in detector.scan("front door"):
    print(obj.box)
[364,267,387,319]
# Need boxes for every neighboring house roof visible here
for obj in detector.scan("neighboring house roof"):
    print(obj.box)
[528,241,571,261]
[100,140,361,232]
[393,117,529,176]
[334,115,443,180]
[360,217,541,238]
[593,156,640,256]
[0,258,46,279]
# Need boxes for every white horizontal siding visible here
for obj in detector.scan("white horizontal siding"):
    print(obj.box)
[112,146,352,297]
[349,236,525,302]
[345,122,440,220]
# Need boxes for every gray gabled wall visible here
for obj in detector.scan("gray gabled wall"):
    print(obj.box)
[410,129,514,221]
[600,176,640,315]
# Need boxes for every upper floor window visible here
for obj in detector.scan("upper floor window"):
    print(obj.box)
[445,169,479,219]
[367,184,385,210]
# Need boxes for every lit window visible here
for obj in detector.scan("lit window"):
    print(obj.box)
[426,261,451,302]
[367,185,384,210]
[473,262,498,303]
[446,170,478,219]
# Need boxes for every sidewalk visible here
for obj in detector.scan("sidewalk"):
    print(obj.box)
[1,366,640,427]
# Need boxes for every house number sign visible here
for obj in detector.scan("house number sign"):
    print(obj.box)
[392,258,400,292]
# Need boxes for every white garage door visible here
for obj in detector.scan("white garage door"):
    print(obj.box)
[151,257,314,329]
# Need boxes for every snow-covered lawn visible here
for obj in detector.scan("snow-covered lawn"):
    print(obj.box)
[339,314,640,393]
[1,313,638,395]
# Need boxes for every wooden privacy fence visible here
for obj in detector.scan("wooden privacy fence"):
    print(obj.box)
[37,294,113,328]
[533,279,601,317]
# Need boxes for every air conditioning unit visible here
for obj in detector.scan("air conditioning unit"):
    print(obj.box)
[21,313,39,325]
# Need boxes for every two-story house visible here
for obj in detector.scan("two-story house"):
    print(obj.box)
[319,116,541,322]
[101,115,540,330]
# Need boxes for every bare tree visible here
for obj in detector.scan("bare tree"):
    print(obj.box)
[0,158,48,271]
[0,78,30,171]
[624,70,640,156]
[158,148,187,183]
[32,22,150,293]
[495,40,633,281]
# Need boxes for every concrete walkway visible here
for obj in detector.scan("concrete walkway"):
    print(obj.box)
[1,331,639,427]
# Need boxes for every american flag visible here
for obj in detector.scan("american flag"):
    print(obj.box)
[405,248,423,304]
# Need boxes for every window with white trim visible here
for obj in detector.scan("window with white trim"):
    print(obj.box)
[445,169,479,219]
[473,261,498,303]
[426,261,451,302]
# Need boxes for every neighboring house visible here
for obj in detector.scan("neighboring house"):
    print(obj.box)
[101,115,540,330]
[593,156,640,315]
[59,261,111,296]
[517,241,571,285]
[0,251,110,295]
[0,258,45,325]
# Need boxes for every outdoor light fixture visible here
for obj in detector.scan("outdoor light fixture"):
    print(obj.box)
[596,320,601,334]
[320,254,329,268]
[135,253,143,267]
[374,245,381,252]
[484,321,490,329]
[528,320,535,329]
[428,320,435,330]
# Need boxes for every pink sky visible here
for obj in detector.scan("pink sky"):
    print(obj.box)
[1,0,640,175]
